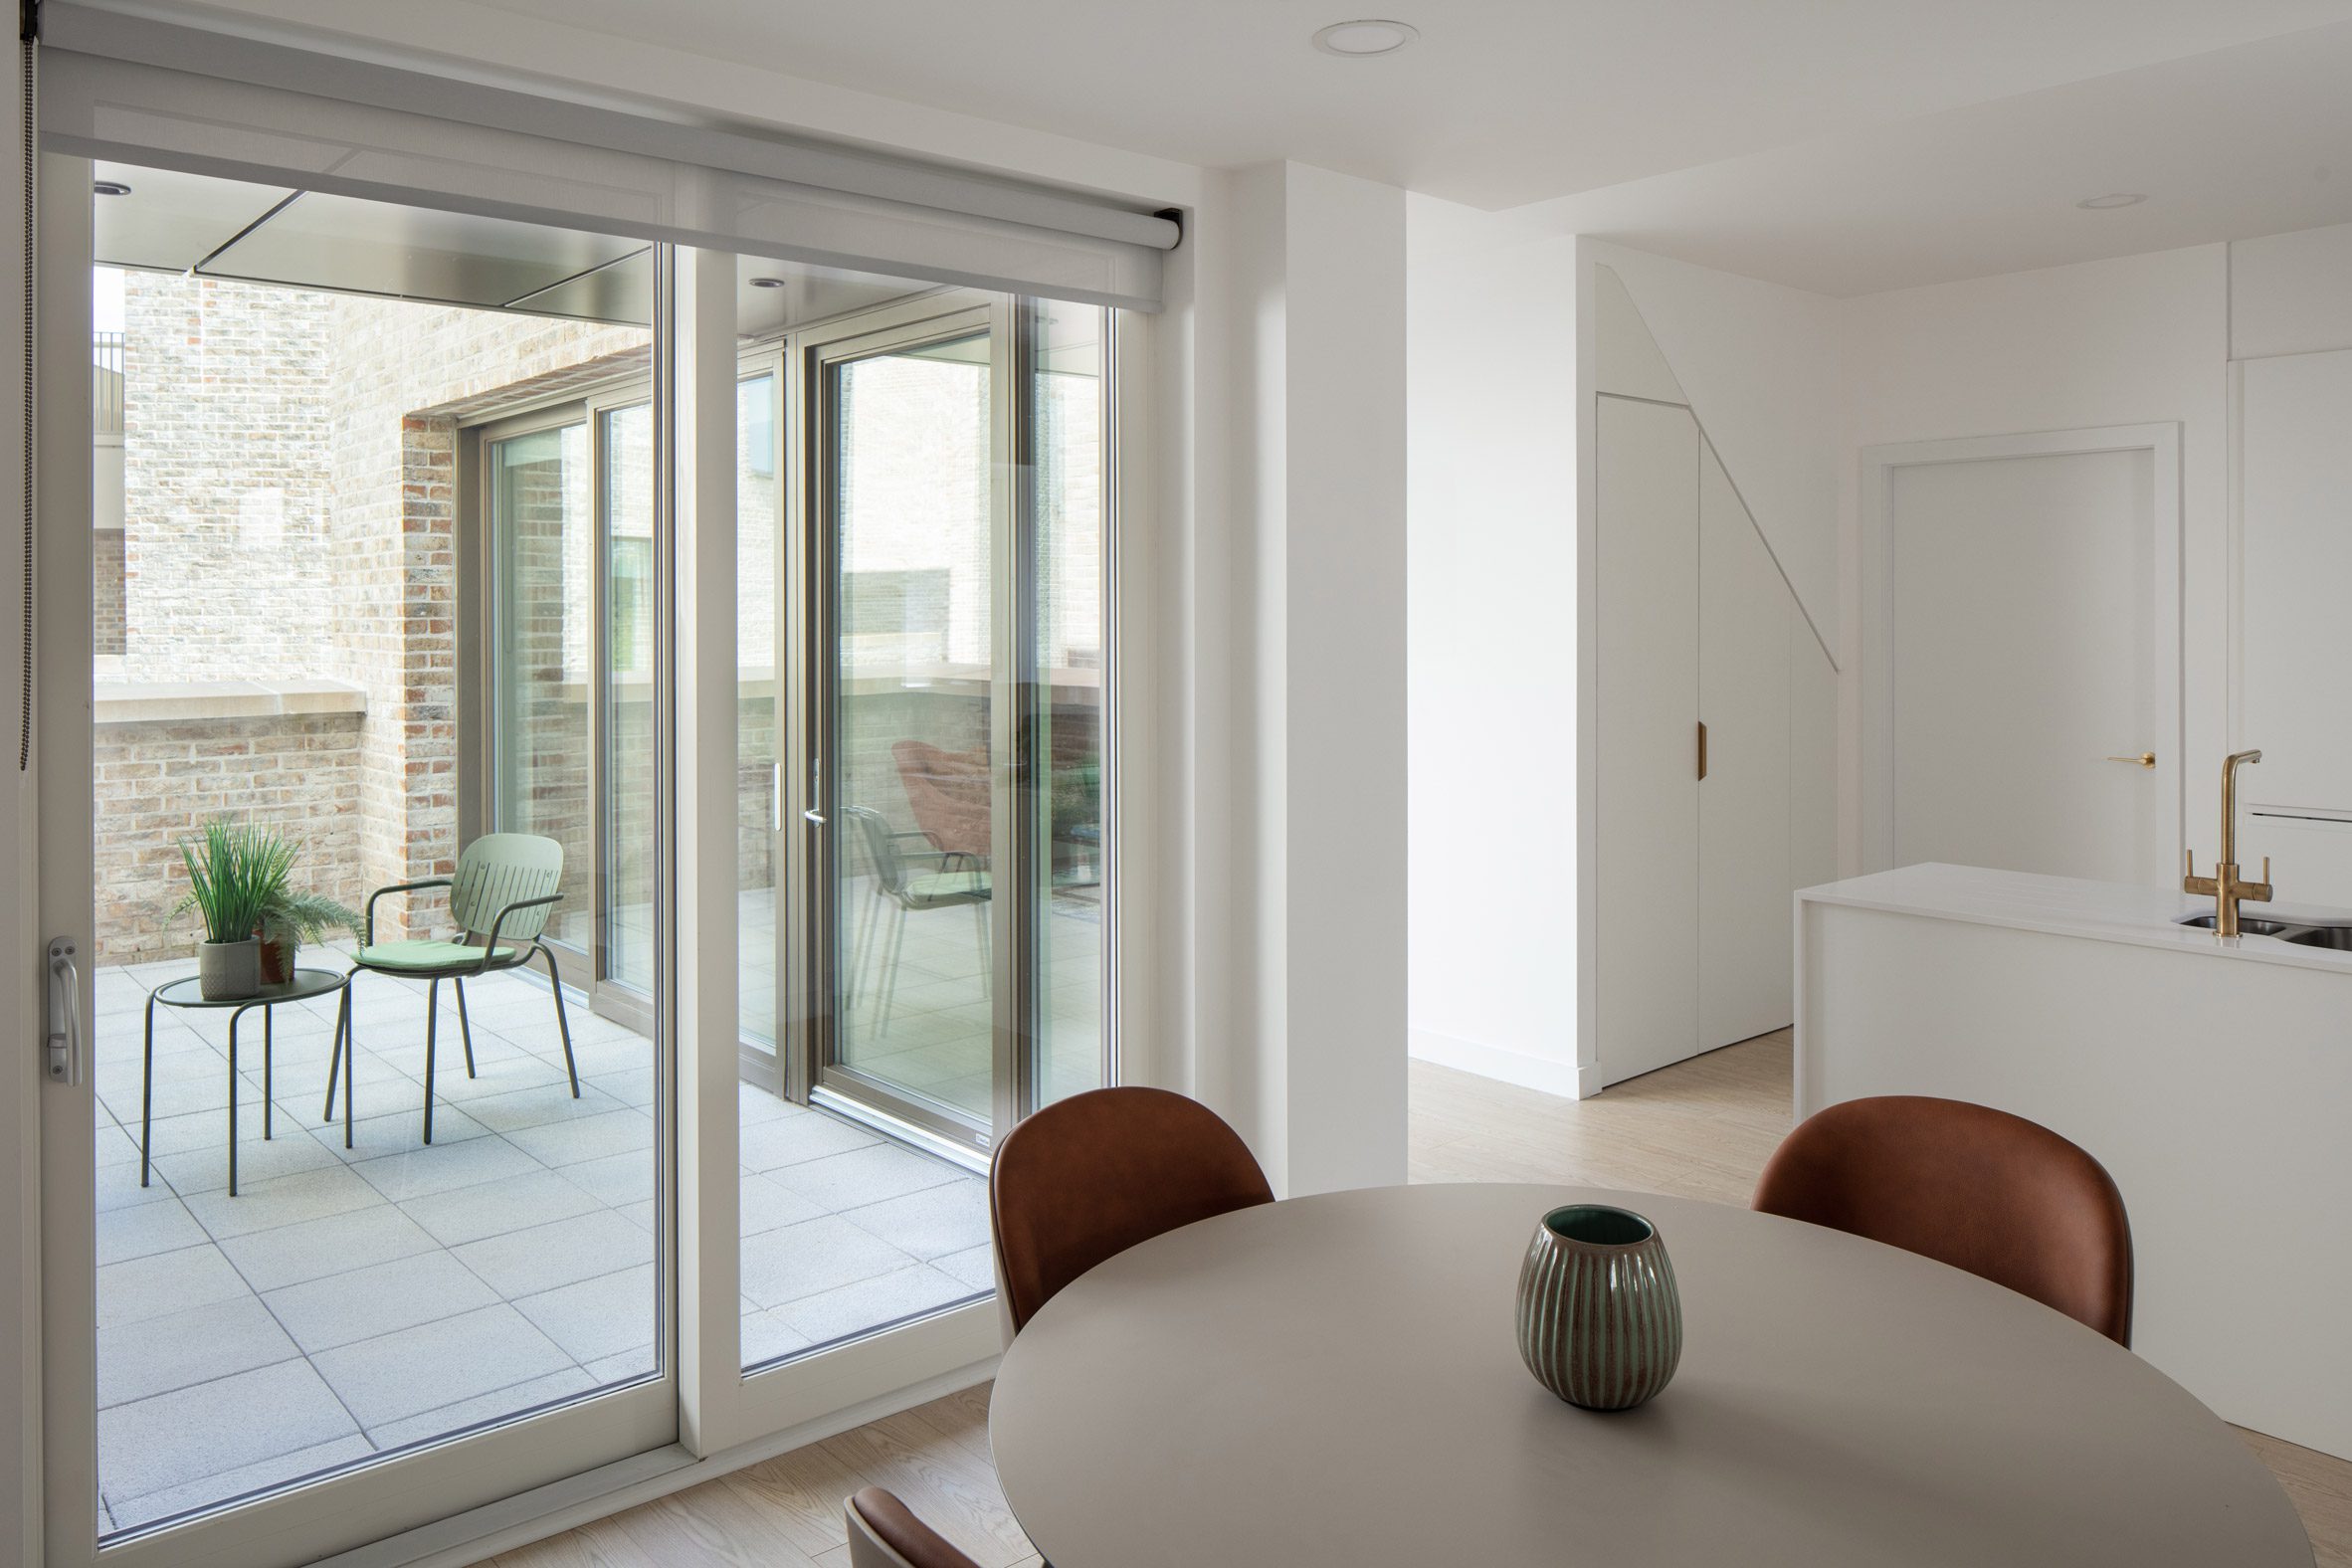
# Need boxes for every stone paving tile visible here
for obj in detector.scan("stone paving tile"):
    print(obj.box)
[265,1250,498,1354]
[766,1143,966,1212]
[739,1216,913,1310]
[97,1360,361,1502]
[512,1266,660,1364]
[933,1242,998,1292]
[310,1304,575,1429]
[151,1123,347,1196]
[96,1242,252,1329]
[741,1310,815,1367]
[451,1209,651,1298]
[98,1295,298,1408]
[363,1367,596,1452]
[183,1164,387,1242]
[400,1168,605,1248]
[739,1172,827,1237]
[454,1079,625,1134]
[839,1179,988,1262]
[770,1266,975,1346]
[581,1347,659,1385]
[220,1204,441,1293]
[500,1108,653,1169]
[109,1435,378,1533]
[738,1111,878,1173]
[305,1100,492,1162]
[350,1134,541,1203]
[97,1197,208,1266]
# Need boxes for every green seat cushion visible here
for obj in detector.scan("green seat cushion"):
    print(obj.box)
[907,872,991,900]
[355,940,520,973]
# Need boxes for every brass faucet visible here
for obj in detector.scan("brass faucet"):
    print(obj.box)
[2185,749,2272,937]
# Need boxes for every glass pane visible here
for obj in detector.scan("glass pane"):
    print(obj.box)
[1027,302,1107,1106]
[492,423,592,950]
[738,372,781,1047]
[603,402,656,993]
[831,333,994,1126]
[84,180,662,1538]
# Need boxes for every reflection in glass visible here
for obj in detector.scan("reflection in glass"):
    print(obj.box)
[832,334,995,1126]
[492,423,592,948]
[1026,302,1107,1106]
[603,402,656,993]
[738,373,782,1046]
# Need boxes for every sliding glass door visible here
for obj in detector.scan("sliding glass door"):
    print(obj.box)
[800,295,1109,1157]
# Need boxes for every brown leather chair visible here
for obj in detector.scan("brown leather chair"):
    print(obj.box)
[990,1085,1274,1333]
[1753,1094,2133,1345]
[845,1487,980,1568]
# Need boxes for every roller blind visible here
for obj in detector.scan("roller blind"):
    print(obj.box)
[38,7,1175,311]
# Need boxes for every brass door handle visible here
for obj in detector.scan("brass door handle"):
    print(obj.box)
[2104,752,2157,769]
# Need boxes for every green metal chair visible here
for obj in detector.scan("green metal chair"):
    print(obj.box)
[325,833,579,1143]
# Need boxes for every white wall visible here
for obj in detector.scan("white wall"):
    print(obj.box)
[2230,221,2352,360]
[1838,244,2231,871]
[1576,237,1844,657]
[1403,195,1580,1096]
[1201,162,1410,1195]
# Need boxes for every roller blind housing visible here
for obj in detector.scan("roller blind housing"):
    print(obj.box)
[39,7,1175,310]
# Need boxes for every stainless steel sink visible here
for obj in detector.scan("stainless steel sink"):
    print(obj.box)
[2177,912,2352,948]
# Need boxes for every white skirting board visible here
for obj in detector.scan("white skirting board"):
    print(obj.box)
[1408,1029,1598,1100]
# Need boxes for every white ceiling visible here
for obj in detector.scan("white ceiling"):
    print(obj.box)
[451,0,2352,210]
[120,0,2352,295]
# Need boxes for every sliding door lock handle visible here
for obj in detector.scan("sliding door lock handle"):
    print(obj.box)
[46,937,81,1085]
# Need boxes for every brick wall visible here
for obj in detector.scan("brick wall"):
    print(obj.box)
[100,269,648,959]
[94,528,125,658]
[97,710,365,964]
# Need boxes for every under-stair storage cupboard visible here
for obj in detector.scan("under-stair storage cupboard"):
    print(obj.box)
[1595,394,1835,1086]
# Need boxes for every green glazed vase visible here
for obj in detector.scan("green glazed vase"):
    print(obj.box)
[1515,1204,1681,1411]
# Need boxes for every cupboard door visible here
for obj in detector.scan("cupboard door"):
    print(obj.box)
[1597,396,1700,1085]
[1697,445,1793,1050]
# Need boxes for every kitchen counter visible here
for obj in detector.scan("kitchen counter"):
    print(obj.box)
[1800,861,2352,975]
[1796,862,2352,1462]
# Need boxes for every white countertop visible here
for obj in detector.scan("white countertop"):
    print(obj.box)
[1799,862,2352,977]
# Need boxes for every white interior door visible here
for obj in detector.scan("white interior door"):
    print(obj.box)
[1697,446,1792,1050]
[1596,395,1699,1086]
[1866,428,2181,884]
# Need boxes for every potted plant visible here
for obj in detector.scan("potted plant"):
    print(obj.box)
[175,817,292,1000]
[259,886,363,985]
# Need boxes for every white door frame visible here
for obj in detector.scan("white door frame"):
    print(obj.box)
[1859,423,2183,878]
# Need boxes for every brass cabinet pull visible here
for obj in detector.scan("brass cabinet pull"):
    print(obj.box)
[2103,752,2157,769]
[1697,720,1708,782]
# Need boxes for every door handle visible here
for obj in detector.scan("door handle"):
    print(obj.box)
[772,761,783,833]
[1696,720,1708,782]
[2103,752,2157,769]
[46,936,81,1085]
[803,755,826,826]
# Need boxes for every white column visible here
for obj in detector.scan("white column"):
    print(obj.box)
[1193,162,1409,1197]
[672,245,740,1454]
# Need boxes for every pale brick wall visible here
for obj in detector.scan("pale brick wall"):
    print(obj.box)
[97,711,364,963]
[100,270,648,959]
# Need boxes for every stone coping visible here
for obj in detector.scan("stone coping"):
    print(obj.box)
[94,679,368,726]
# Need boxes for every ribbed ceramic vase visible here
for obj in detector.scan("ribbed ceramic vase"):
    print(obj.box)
[1515,1204,1681,1411]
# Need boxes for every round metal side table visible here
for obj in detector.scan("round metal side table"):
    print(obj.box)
[140,967,353,1197]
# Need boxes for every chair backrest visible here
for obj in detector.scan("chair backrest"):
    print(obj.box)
[1753,1094,2133,1344]
[991,1086,1274,1333]
[845,805,913,899]
[890,739,991,859]
[845,1487,980,1568]
[448,834,565,943]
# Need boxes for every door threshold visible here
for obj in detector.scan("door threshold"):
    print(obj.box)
[811,1085,990,1175]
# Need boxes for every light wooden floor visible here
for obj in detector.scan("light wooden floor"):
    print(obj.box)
[496,1032,2352,1568]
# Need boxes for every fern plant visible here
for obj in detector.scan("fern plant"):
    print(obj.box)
[260,887,363,946]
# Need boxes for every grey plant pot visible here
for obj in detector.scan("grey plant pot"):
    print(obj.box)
[1515,1203,1682,1411]
[198,937,262,1001]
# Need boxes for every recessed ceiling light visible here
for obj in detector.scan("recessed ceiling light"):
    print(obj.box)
[2075,193,2146,210]
[748,276,789,289]
[93,180,131,197]
[1312,19,1418,57]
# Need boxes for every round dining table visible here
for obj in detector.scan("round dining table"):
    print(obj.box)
[989,1183,2310,1567]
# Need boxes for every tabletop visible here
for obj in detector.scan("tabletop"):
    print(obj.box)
[150,967,350,1010]
[989,1183,2309,1568]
